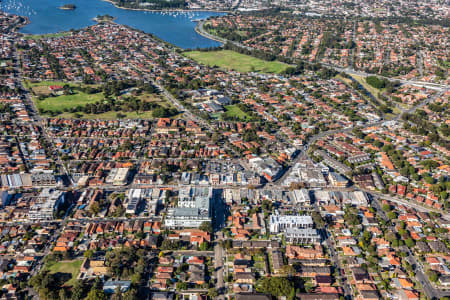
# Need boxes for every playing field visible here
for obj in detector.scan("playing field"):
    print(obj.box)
[46,259,83,286]
[26,80,100,97]
[225,105,252,120]
[185,50,289,74]
[28,81,175,119]
[35,91,105,112]
[26,80,71,87]
[33,86,174,119]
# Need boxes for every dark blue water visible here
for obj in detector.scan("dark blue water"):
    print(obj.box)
[0,0,225,48]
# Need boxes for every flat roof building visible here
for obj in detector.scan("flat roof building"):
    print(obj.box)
[285,228,321,244]
[291,189,311,206]
[270,214,314,233]
[28,188,65,221]
[165,187,213,228]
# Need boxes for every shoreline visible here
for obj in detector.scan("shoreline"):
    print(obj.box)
[194,20,227,45]
[15,0,229,48]
[100,0,231,13]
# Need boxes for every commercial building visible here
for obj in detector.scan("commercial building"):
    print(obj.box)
[270,214,314,233]
[126,188,165,215]
[346,191,369,206]
[249,157,282,182]
[0,174,32,189]
[105,168,129,186]
[126,189,142,214]
[285,228,321,244]
[28,188,65,221]
[31,173,57,187]
[283,160,328,187]
[164,187,213,228]
[291,189,311,206]
[328,172,349,187]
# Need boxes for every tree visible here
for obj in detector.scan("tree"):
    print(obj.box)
[71,280,86,300]
[176,282,188,290]
[427,270,439,282]
[59,288,69,300]
[90,202,101,215]
[152,107,178,118]
[122,288,137,300]
[262,199,273,211]
[29,270,61,299]
[404,238,415,248]
[199,242,209,251]
[223,239,232,249]
[312,211,325,228]
[257,277,293,297]
[289,288,296,300]
[105,247,139,278]
[382,204,392,212]
[84,249,94,258]
[111,287,123,300]
[387,211,397,220]
[131,272,141,285]
[86,289,108,300]
[280,265,296,276]
[199,221,213,233]
[208,288,218,298]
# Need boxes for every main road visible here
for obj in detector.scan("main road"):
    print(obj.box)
[214,235,225,300]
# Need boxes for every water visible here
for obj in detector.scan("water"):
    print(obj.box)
[0,0,226,49]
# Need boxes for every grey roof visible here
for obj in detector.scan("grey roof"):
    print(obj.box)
[173,207,201,217]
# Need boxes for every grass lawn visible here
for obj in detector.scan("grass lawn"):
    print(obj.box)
[137,93,172,108]
[29,80,172,119]
[35,91,105,112]
[224,105,252,120]
[185,50,289,74]
[26,80,100,96]
[46,259,83,286]
[339,74,400,115]
[335,74,352,85]
[351,74,386,102]
[25,80,67,93]
[352,74,404,117]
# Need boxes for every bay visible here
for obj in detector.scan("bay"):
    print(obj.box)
[0,0,226,48]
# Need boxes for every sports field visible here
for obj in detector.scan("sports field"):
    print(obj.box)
[34,91,104,112]
[185,50,289,74]
[46,259,83,286]
[225,105,252,120]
